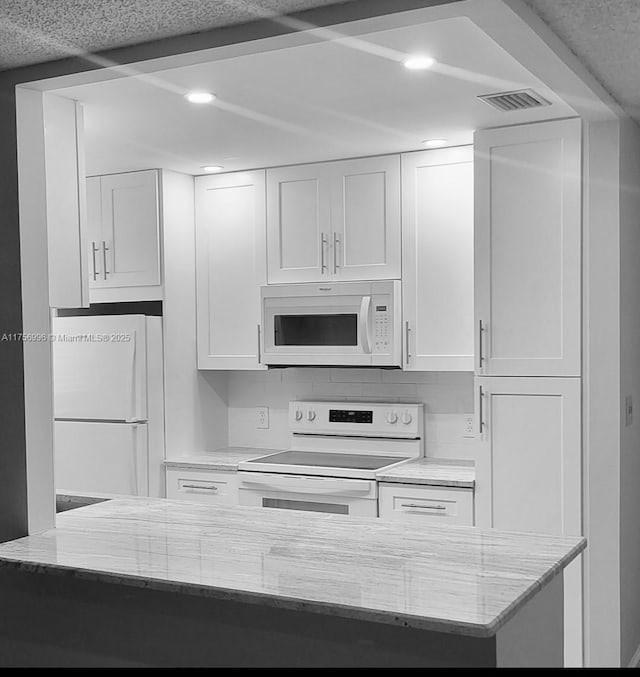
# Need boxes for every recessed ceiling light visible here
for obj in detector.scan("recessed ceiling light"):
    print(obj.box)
[403,55,436,70]
[423,139,447,148]
[201,165,223,173]
[185,91,216,104]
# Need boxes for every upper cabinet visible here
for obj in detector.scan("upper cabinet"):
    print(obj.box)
[474,119,582,377]
[87,170,162,301]
[329,156,401,281]
[401,147,474,371]
[266,155,401,283]
[195,170,266,370]
[266,163,330,283]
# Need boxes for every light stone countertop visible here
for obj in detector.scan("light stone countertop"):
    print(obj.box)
[376,458,475,488]
[0,498,584,638]
[163,447,279,471]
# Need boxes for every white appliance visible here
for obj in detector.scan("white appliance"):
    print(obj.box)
[52,314,165,497]
[260,280,402,367]
[238,401,424,517]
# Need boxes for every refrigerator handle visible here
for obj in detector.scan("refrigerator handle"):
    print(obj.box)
[126,333,138,422]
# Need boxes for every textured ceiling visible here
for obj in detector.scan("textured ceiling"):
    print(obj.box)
[0,0,352,68]
[525,0,640,121]
[0,0,638,123]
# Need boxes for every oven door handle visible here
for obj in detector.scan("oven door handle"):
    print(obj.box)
[359,295,372,354]
[239,475,372,496]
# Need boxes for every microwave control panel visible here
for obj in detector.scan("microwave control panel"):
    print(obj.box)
[373,303,390,353]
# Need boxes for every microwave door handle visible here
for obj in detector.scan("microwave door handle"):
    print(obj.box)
[359,296,372,354]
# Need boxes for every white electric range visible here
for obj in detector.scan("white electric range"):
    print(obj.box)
[237,401,424,517]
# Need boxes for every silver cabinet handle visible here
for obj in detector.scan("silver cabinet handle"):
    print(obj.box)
[181,484,218,491]
[405,321,411,365]
[333,232,340,273]
[478,319,485,369]
[91,242,100,281]
[401,503,447,510]
[320,233,327,273]
[257,324,262,363]
[102,241,110,280]
[478,385,485,434]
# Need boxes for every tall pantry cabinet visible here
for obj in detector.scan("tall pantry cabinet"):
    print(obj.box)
[473,118,583,666]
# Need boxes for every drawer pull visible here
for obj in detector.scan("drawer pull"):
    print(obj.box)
[401,503,447,510]
[181,483,218,491]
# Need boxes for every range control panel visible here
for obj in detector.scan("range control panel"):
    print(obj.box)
[329,409,373,424]
[290,401,423,439]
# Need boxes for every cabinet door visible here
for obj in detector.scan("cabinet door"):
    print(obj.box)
[475,119,581,376]
[402,147,474,371]
[266,164,331,283]
[98,170,160,288]
[39,94,90,308]
[86,176,103,286]
[474,376,582,665]
[196,170,266,369]
[330,155,401,280]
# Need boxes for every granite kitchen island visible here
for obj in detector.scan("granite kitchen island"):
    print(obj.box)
[0,499,584,667]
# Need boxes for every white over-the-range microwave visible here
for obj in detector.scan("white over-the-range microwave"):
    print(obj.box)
[260,280,402,367]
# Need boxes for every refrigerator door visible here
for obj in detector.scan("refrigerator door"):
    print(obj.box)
[52,315,147,422]
[54,421,149,496]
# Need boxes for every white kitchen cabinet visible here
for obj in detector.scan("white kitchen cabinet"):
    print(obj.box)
[165,467,239,505]
[39,93,90,308]
[474,118,582,377]
[266,163,331,283]
[87,169,161,298]
[195,170,266,370]
[474,375,582,665]
[266,155,400,283]
[329,155,401,280]
[401,147,474,370]
[378,483,474,525]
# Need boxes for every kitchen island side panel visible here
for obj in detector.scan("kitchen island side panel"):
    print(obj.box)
[0,567,499,668]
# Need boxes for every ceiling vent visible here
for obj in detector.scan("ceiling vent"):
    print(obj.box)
[478,89,551,112]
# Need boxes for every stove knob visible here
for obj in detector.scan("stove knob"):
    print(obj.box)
[386,411,398,424]
[295,409,303,421]
[401,411,412,425]
[307,410,316,422]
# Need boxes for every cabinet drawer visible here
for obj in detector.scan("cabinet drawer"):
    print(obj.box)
[378,483,474,525]
[165,468,239,505]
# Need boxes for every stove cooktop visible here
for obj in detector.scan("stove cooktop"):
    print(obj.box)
[244,450,409,471]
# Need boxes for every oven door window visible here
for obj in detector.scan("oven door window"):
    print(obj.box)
[262,498,349,515]
[274,314,357,346]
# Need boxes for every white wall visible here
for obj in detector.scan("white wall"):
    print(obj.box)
[162,170,228,458]
[227,368,476,458]
[583,119,621,667]
[618,116,640,667]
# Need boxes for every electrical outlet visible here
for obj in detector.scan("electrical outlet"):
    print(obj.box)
[256,406,270,429]
[464,415,475,437]
[625,396,633,427]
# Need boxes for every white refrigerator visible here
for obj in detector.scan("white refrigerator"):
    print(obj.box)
[52,314,165,497]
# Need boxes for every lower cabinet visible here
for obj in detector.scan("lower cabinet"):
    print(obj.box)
[165,468,239,506]
[378,483,474,526]
[474,376,582,667]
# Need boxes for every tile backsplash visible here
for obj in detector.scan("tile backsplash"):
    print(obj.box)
[227,368,479,461]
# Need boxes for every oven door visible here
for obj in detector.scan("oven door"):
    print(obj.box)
[238,472,378,517]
